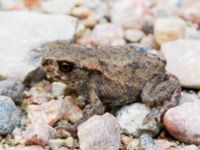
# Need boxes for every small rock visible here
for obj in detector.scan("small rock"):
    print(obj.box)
[29,89,51,104]
[154,17,186,45]
[91,23,124,46]
[24,117,56,146]
[82,14,98,28]
[179,91,199,105]
[0,96,20,135]
[163,101,200,145]
[65,136,74,148]
[140,35,158,49]
[139,134,163,150]
[110,0,149,29]
[41,0,76,14]
[179,145,199,150]
[71,7,92,18]
[161,39,200,88]
[179,1,200,25]
[127,139,140,150]
[28,81,52,104]
[24,0,40,8]
[0,0,25,10]
[0,11,77,81]
[154,139,177,150]
[5,146,43,150]
[0,78,24,103]
[125,29,145,42]
[153,0,180,18]
[51,82,67,97]
[48,137,74,150]
[121,134,132,147]
[184,27,200,39]
[27,96,83,125]
[117,103,155,137]
[143,15,154,34]
[78,113,120,150]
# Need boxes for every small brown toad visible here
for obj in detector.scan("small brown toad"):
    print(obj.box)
[41,41,181,132]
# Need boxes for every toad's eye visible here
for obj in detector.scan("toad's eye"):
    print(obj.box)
[58,61,75,73]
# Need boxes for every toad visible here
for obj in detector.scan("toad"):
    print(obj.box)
[41,41,181,132]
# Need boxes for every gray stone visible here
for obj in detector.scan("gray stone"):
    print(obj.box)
[179,145,199,150]
[0,79,24,103]
[162,39,200,88]
[116,103,156,137]
[139,134,164,150]
[0,96,20,135]
[78,113,120,150]
[184,27,200,39]
[179,91,199,105]
[0,11,77,81]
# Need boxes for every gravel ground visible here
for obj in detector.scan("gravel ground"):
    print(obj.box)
[0,0,200,150]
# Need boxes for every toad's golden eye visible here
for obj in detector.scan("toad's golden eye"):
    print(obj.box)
[58,61,75,73]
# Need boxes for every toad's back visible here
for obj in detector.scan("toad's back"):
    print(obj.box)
[43,41,165,69]
[42,41,167,106]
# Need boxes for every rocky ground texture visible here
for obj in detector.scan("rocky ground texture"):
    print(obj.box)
[0,0,200,150]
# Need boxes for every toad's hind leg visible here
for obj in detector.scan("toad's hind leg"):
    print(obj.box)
[141,73,181,123]
[56,89,105,133]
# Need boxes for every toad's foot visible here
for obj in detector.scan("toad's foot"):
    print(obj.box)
[57,90,105,133]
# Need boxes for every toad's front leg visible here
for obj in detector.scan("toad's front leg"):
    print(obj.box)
[57,89,105,133]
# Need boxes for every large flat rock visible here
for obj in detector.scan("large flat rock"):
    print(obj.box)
[0,11,77,81]
[162,39,200,89]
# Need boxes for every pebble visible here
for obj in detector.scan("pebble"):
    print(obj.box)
[154,17,186,45]
[82,14,98,28]
[139,134,163,150]
[41,0,76,14]
[24,117,56,146]
[161,39,200,88]
[125,29,145,42]
[71,7,92,18]
[184,27,200,39]
[153,0,180,18]
[116,103,160,137]
[27,96,83,125]
[0,96,20,135]
[91,23,124,46]
[179,1,200,25]
[179,145,199,150]
[121,134,132,147]
[110,0,148,29]
[48,137,74,150]
[78,113,120,150]
[154,139,177,150]
[0,0,25,10]
[127,139,140,150]
[51,82,67,97]
[140,35,158,49]
[163,101,200,145]
[179,91,199,105]
[29,89,51,104]
[5,146,43,150]
[0,78,24,103]
[0,11,77,81]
